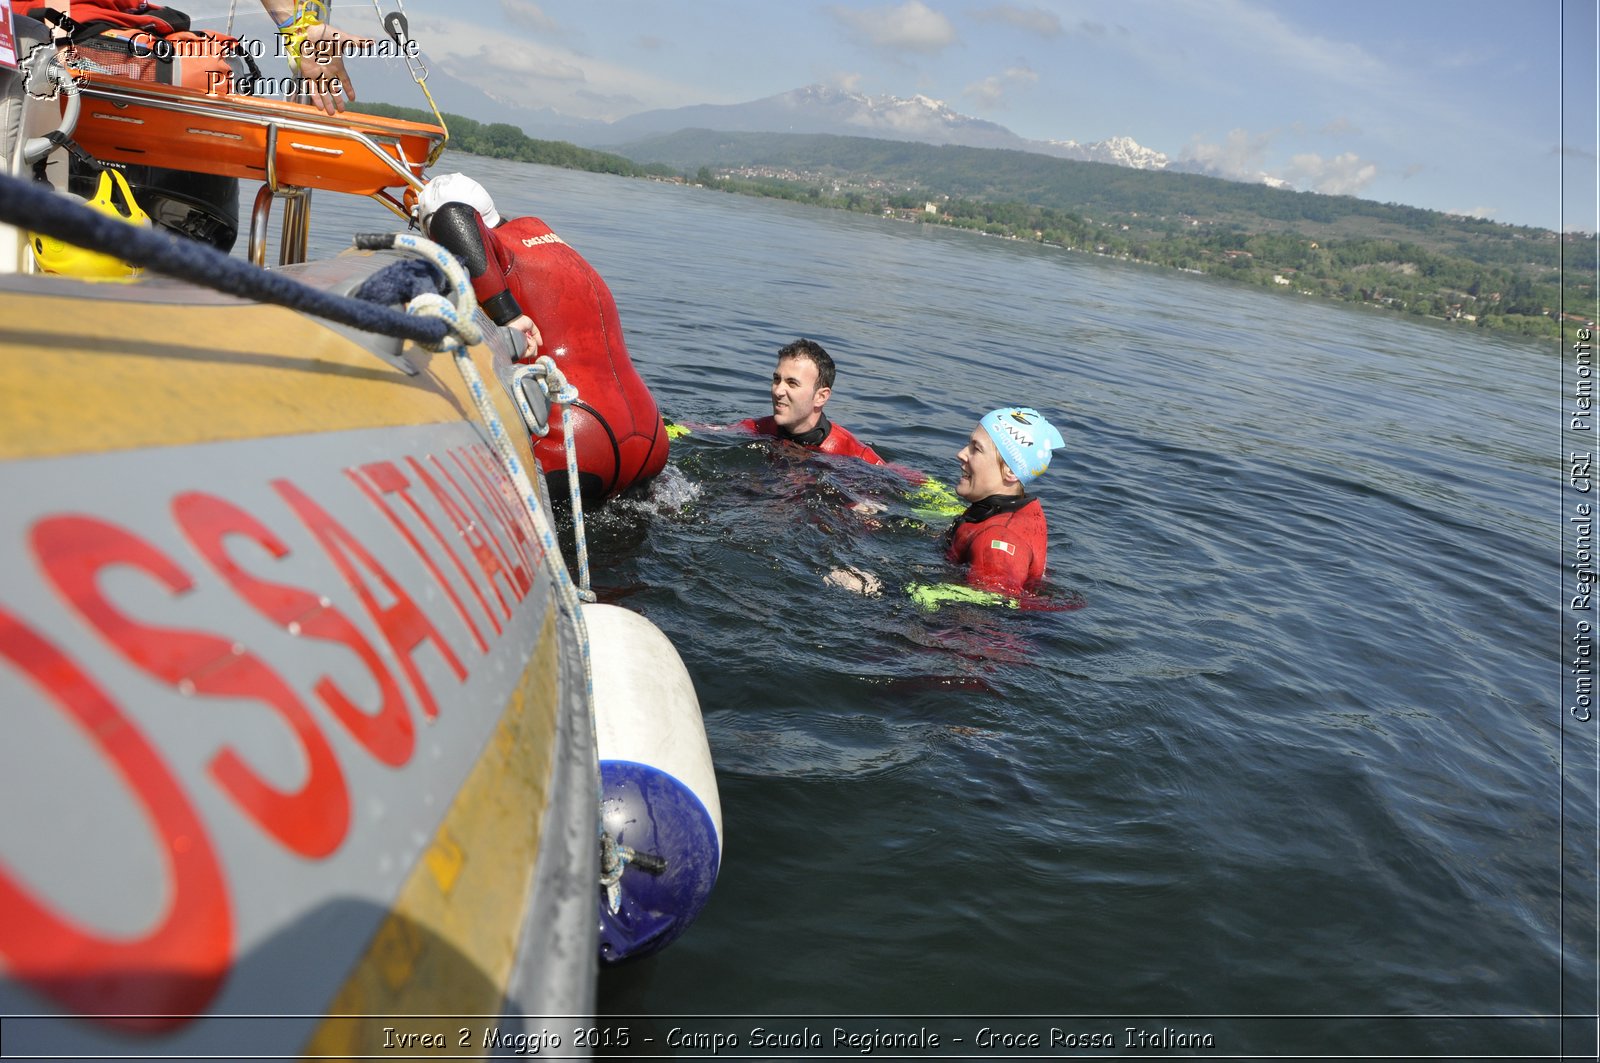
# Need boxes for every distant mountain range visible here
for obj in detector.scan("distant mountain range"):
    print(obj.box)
[372,73,1234,185]
[592,85,1181,174]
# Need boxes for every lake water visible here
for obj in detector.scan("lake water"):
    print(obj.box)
[299,154,1592,1057]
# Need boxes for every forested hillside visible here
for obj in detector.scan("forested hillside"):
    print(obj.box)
[617,130,1588,339]
[357,107,1592,340]
[353,103,678,179]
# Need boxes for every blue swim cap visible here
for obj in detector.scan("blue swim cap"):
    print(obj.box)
[980,407,1065,485]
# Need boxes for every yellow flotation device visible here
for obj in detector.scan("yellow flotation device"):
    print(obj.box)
[32,168,149,280]
[908,476,966,519]
[907,581,1019,611]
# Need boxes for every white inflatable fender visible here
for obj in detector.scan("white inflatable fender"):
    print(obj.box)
[584,602,722,962]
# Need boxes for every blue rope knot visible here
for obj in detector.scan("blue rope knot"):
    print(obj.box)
[350,258,445,307]
[357,230,485,353]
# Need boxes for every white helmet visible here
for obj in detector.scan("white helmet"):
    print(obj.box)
[418,172,501,228]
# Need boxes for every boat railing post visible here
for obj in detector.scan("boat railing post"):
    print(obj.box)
[256,121,312,266]
[265,122,280,193]
[248,183,275,267]
[280,188,312,266]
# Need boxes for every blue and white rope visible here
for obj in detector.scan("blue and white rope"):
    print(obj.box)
[382,231,479,345]
[341,233,605,815]
[504,358,596,603]
[448,347,596,750]
[542,359,594,603]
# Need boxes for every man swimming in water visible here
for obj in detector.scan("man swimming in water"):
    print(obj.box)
[738,339,887,465]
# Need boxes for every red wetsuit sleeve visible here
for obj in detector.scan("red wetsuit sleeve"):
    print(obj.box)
[427,202,523,326]
[855,442,889,466]
[886,462,927,485]
[737,417,775,436]
[819,423,888,465]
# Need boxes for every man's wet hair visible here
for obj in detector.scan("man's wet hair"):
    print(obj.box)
[777,338,836,390]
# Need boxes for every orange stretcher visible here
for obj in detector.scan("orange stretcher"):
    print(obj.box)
[68,71,446,195]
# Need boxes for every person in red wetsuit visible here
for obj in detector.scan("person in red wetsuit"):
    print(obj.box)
[417,173,669,504]
[737,339,887,465]
[829,406,1067,607]
[942,406,1066,598]
[417,173,542,351]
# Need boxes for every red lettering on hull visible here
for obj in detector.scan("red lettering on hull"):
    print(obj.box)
[413,455,519,621]
[4,436,553,1031]
[32,515,351,859]
[274,480,467,720]
[174,491,416,768]
[450,447,538,594]
[0,604,231,1029]
[350,461,490,654]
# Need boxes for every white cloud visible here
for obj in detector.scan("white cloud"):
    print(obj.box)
[1182,0,1390,93]
[965,75,1006,109]
[848,106,951,137]
[963,63,1037,110]
[1282,152,1378,196]
[414,13,710,121]
[969,3,1063,37]
[1427,46,1495,73]
[501,0,558,35]
[1181,129,1378,196]
[831,1,958,55]
[448,38,584,84]
[1449,206,1499,221]
[1179,128,1277,181]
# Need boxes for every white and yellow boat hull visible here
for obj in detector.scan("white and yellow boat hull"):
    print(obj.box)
[0,253,598,1056]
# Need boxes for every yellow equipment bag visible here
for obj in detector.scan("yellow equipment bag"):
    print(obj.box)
[33,168,151,280]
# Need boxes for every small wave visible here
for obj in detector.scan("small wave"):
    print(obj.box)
[607,464,702,519]
[709,715,934,781]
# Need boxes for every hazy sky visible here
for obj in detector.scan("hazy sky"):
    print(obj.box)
[183,0,1596,233]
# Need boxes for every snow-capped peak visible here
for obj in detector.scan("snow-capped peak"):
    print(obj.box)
[1039,134,1170,170]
